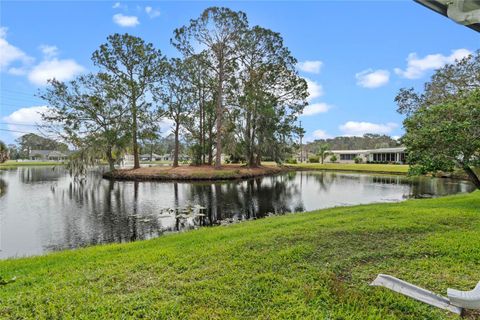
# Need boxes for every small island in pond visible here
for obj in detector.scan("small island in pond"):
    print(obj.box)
[103,165,291,181]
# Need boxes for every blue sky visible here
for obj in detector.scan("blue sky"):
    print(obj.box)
[0,0,478,145]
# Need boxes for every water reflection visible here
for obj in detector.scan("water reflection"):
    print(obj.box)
[0,167,475,259]
[0,178,7,198]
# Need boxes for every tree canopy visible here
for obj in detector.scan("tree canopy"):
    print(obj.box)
[396,51,480,189]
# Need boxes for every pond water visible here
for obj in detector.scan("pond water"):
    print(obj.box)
[0,166,475,259]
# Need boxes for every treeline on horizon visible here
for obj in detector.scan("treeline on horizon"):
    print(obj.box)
[4,132,402,161]
[306,134,400,152]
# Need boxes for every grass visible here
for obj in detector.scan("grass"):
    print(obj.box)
[0,160,65,169]
[1,191,479,319]
[290,162,410,174]
[140,160,173,165]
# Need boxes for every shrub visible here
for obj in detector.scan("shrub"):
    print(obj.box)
[285,158,297,164]
[308,156,320,163]
[354,156,363,164]
[330,155,337,163]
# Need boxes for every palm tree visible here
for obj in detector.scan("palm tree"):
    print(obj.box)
[317,144,330,164]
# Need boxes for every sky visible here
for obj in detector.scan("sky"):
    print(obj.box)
[0,0,478,145]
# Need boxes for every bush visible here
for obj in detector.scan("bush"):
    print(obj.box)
[285,158,297,164]
[308,156,319,163]
[354,156,363,164]
[330,155,337,163]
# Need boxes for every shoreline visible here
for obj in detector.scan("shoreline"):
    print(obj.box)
[288,163,410,175]
[103,164,293,181]
[1,191,478,319]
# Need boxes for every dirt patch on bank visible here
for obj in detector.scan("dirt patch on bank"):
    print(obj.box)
[103,164,291,181]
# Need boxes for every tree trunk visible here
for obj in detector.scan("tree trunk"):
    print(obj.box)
[245,109,253,166]
[214,59,224,169]
[106,147,115,172]
[199,88,205,165]
[150,142,153,162]
[132,101,140,169]
[255,139,262,167]
[173,121,180,167]
[464,165,480,189]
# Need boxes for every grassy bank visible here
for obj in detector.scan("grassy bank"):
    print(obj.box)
[1,191,479,319]
[104,164,290,181]
[290,163,410,174]
[0,160,65,169]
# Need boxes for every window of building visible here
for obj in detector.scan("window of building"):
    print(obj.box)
[340,154,357,161]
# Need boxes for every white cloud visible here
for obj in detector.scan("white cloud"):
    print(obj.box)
[302,103,331,116]
[312,129,332,139]
[355,69,390,88]
[112,2,121,8]
[298,60,323,74]
[2,106,50,137]
[0,26,34,74]
[304,78,323,102]
[8,66,29,76]
[339,121,398,136]
[394,49,472,79]
[39,45,59,59]
[28,58,85,85]
[145,6,160,18]
[113,13,140,27]
[159,118,175,136]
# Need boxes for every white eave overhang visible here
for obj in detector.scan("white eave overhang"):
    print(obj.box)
[415,0,480,32]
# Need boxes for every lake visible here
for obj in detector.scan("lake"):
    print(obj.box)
[0,166,475,259]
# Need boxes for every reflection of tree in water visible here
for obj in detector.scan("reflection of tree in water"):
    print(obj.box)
[308,171,338,192]
[20,166,63,184]
[40,169,476,254]
[185,173,303,225]
[46,173,163,252]
[0,177,7,198]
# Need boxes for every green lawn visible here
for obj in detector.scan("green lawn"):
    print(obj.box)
[290,163,410,174]
[1,191,479,319]
[0,160,65,169]
[140,160,173,165]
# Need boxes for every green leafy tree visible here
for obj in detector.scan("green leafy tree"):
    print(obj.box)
[92,33,167,169]
[16,133,68,157]
[181,52,217,165]
[402,90,480,189]
[395,50,480,116]
[236,26,308,166]
[396,50,480,189]
[40,74,131,171]
[162,58,195,167]
[172,7,248,168]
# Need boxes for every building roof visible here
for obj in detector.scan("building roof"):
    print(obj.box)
[140,153,161,158]
[368,147,406,153]
[331,147,406,154]
[415,0,480,32]
[30,150,69,157]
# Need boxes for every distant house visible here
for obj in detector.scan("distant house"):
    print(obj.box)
[29,150,69,161]
[325,147,406,164]
[140,153,162,161]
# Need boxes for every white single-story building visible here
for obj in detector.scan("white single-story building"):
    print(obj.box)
[140,153,163,161]
[325,147,406,164]
[29,150,69,161]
